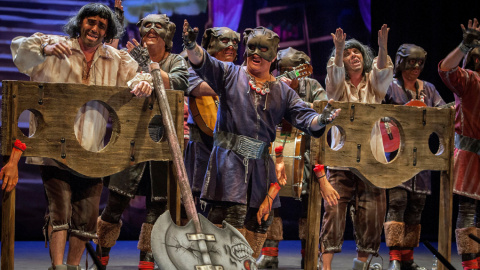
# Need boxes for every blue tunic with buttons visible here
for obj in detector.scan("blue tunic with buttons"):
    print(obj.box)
[193,49,324,207]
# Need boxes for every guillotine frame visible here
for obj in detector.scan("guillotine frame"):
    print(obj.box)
[1,80,184,269]
[305,100,455,270]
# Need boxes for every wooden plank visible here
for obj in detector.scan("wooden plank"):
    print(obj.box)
[304,132,323,270]
[1,183,15,270]
[306,101,455,270]
[1,81,16,270]
[437,108,455,270]
[1,81,184,178]
[315,101,453,188]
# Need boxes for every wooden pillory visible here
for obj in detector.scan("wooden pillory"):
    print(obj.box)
[305,100,455,270]
[1,80,184,270]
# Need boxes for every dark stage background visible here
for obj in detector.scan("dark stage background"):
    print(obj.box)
[1,0,480,242]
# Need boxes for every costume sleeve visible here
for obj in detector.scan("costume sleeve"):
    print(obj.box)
[192,48,234,96]
[11,33,61,75]
[325,57,346,101]
[369,56,394,101]
[167,54,189,91]
[438,60,474,97]
[186,67,204,96]
[308,78,328,103]
[425,81,446,107]
[116,48,140,87]
[282,86,325,138]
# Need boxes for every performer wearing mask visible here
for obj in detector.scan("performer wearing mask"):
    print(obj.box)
[383,43,445,270]
[184,27,240,207]
[439,18,480,270]
[93,13,189,270]
[256,47,339,269]
[183,20,341,258]
[320,25,393,270]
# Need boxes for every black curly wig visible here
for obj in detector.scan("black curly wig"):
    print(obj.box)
[63,3,123,43]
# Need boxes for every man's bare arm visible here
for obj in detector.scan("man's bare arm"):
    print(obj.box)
[377,24,389,70]
[332,28,346,67]
[190,81,217,96]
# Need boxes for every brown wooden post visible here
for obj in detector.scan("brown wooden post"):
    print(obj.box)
[167,161,181,225]
[304,100,327,270]
[437,109,455,270]
[1,187,15,270]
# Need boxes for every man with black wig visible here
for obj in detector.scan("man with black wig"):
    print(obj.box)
[183,20,341,259]
[10,3,151,270]
[320,25,393,270]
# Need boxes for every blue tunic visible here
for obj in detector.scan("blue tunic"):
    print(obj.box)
[193,50,324,207]
[184,67,215,194]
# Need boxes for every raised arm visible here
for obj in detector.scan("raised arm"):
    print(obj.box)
[332,28,346,67]
[183,19,203,66]
[377,24,390,70]
[441,18,480,71]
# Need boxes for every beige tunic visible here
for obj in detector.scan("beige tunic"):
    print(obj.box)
[325,56,394,165]
[11,33,139,167]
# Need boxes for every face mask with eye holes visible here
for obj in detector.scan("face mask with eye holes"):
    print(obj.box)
[203,27,240,56]
[137,14,175,50]
[243,27,279,62]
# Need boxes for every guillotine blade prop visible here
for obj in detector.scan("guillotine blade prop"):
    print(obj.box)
[152,211,256,270]
[148,63,255,270]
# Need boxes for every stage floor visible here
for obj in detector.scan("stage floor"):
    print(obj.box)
[7,240,462,270]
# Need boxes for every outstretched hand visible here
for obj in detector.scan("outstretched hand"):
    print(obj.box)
[461,18,480,49]
[126,38,144,53]
[331,28,346,51]
[378,24,389,52]
[183,19,199,50]
[318,99,341,126]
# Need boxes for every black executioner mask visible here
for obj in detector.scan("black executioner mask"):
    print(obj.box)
[243,27,280,62]
[201,27,240,56]
[136,14,176,51]
[395,44,427,76]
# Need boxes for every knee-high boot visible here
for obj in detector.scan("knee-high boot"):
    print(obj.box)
[457,227,480,270]
[138,223,155,270]
[401,224,426,270]
[91,217,123,269]
[257,217,283,268]
[384,221,404,270]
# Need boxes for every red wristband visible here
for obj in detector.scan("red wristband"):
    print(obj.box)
[270,182,281,191]
[13,139,27,152]
[313,164,325,173]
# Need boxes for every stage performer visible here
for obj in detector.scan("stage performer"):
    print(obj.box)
[184,26,240,209]
[92,13,188,270]
[383,43,445,270]
[256,47,340,269]
[183,20,341,259]
[9,3,152,270]
[439,18,480,270]
[320,25,393,270]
